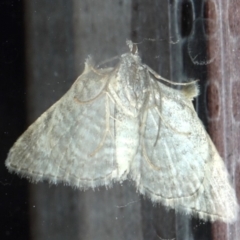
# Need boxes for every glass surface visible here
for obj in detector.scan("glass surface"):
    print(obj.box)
[1,1,239,240]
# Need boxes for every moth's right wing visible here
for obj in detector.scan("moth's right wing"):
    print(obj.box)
[130,80,238,222]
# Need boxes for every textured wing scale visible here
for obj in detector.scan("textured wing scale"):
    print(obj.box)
[137,82,208,199]
[6,63,120,189]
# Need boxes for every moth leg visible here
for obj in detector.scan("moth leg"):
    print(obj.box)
[140,108,162,171]
[87,94,113,157]
[142,144,161,171]
[155,106,191,136]
[74,92,104,105]
[144,64,198,86]
[141,103,190,171]
[140,104,161,171]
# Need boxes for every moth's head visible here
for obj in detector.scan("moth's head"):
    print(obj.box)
[126,40,138,55]
[119,40,142,69]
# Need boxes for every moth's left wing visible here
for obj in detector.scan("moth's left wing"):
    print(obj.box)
[5,62,121,189]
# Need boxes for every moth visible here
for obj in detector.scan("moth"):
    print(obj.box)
[6,41,238,223]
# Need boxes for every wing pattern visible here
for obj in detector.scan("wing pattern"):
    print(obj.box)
[6,42,238,222]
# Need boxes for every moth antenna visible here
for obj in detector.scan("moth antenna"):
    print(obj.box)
[96,56,119,68]
[98,40,139,69]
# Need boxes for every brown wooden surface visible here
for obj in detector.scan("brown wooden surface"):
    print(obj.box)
[205,0,240,239]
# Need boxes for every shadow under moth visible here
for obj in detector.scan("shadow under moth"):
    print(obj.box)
[5,40,238,223]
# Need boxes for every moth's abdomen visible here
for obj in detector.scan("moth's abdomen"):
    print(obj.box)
[114,112,140,178]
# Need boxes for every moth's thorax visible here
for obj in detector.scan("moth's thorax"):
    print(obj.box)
[109,53,149,116]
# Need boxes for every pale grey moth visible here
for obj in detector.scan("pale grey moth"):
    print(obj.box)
[5,41,238,223]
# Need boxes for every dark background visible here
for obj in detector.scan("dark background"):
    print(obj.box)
[0,1,29,240]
